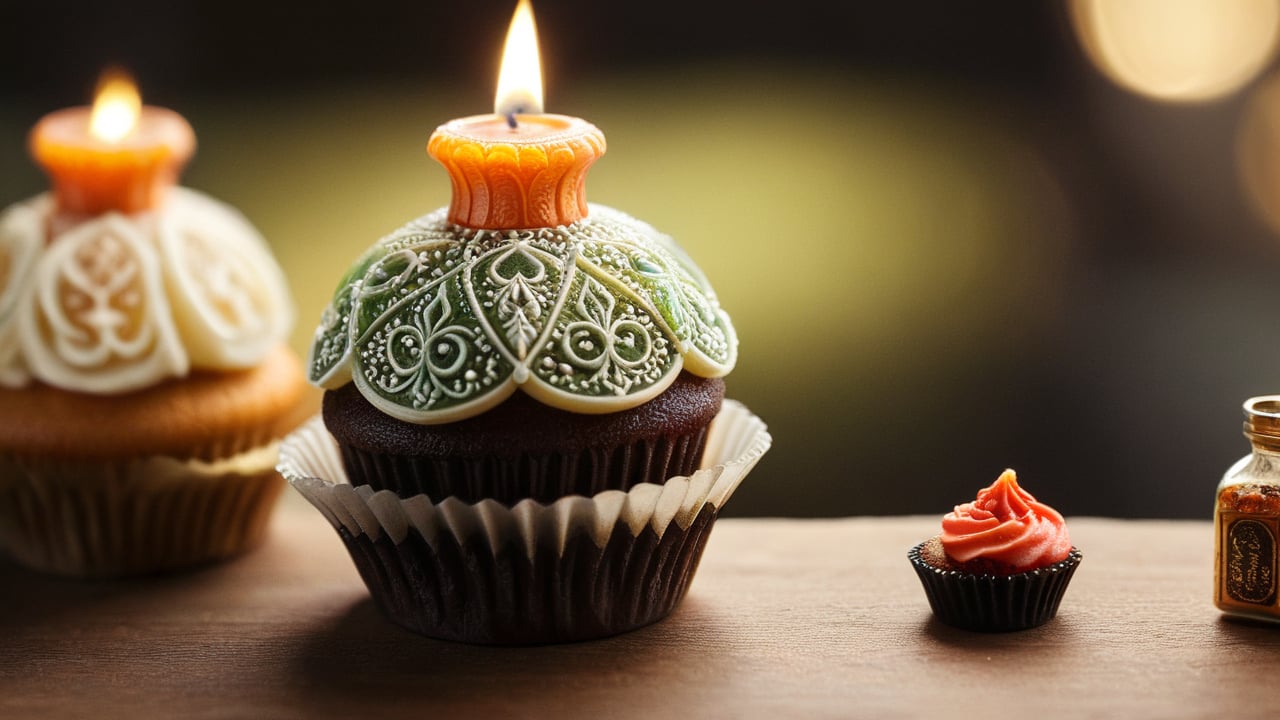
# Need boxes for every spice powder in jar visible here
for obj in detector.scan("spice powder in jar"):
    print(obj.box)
[1216,396,1280,621]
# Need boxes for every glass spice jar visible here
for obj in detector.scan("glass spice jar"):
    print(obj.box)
[1216,396,1280,622]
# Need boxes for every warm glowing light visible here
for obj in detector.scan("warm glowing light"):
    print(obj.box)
[494,0,544,117]
[1070,0,1280,103]
[89,70,141,143]
[1238,70,1280,233]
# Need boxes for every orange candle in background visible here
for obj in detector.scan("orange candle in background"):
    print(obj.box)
[29,69,195,216]
[426,0,605,229]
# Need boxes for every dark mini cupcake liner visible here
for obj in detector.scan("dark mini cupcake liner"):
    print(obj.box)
[908,543,1083,632]
[338,426,710,506]
[279,401,770,645]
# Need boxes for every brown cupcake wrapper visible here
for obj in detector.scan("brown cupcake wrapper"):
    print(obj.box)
[909,543,1083,632]
[279,399,771,644]
[0,445,283,578]
[338,424,711,505]
[336,503,720,644]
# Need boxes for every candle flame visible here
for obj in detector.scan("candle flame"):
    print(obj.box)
[90,69,141,143]
[494,0,544,118]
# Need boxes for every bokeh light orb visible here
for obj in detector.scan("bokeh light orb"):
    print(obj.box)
[1070,0,1280,103]
[1238,69,1280,233]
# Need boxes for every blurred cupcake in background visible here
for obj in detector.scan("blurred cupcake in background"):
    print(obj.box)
[0,71,309,577]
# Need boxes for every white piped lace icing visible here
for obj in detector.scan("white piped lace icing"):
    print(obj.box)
[308,203,737,423]
[159,190,294,368]
[0,197,44,387]
[0,189,293,394]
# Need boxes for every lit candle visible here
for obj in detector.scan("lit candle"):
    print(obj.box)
[427,0,606,230]
[29,69,195,216]
[305,0,738,422]
[2,69,293,394]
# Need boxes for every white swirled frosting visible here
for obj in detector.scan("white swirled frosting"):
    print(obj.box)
[0,189,293,394]
[308,204,737,424]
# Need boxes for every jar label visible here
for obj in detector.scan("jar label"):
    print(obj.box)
[1225,517,1278,606]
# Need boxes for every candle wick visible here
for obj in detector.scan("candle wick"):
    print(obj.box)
[506,112,519,129]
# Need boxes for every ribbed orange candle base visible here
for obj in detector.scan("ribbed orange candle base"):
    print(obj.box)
[30,107,195,216]
[427,114,605,230]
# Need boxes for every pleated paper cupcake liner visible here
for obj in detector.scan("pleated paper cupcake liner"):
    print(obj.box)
[279,399,771,645]
[338,424,711,506]
[908,543,1083,632]
[0,445,283,578]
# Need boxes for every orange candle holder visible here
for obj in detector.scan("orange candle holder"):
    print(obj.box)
[30,106,195,216]
[427,113,605,230]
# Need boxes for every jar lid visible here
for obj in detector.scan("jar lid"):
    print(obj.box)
[1244,396,1280,451]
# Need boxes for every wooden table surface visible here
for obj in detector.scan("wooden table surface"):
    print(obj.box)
[2,500,1277,719]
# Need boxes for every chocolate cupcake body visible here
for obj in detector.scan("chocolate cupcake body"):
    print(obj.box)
[282,402,769,644]
[297,92,759,642]
[324,372,723,504]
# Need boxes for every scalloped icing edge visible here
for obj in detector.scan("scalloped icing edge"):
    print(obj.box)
[280,399,770,558]
[307,203,736,422]
[159,188,295,369]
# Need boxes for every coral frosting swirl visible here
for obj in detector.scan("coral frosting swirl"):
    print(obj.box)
[940,469,1071,571]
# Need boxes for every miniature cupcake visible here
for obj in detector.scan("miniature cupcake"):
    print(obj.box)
[909,469,1082,631]
[0,78,306,577]
[280,3,770,645]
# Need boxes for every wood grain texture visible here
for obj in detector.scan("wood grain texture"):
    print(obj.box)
[1,502,1276,720]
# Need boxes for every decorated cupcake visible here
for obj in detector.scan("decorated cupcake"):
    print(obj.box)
[909,469,1082,631]
[278,1,770,644]
[0,73,307,577]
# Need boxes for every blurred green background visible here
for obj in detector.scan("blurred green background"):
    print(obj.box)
[6,1,1280,518]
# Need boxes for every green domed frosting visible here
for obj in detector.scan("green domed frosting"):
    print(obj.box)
[307,204,736,424]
